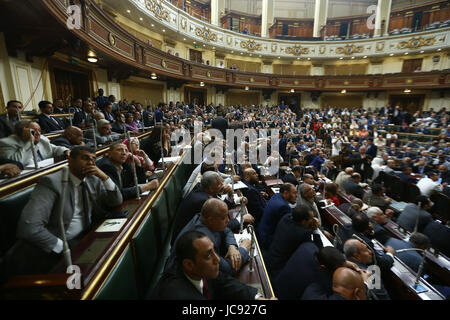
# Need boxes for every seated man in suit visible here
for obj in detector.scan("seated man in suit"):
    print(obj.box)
[343,173,365,200]
[0,100,22,138]
[335,167,353,190]
[0,120,69,168]
[152,231,272,300]
[343,239,391,300]
[363,184,392,212]
[52,126,90,150]
[257,183,297,249]
[365,207,392,245]
[281,165,302,186]
[267,204,322,278]
[73,100,94,129]
[396,195,433,233]
[170,199,251,276]
[337,213,395,272]
[339,198,364,218]
[297,183,322,224]
[385,233,430,273]
[96,142,159,201]
[4,146,123,278]
[102,103,115,123]
[396,166,418,185]
[37,100,66,133]
[172,171,252,243]
[84,119,121,146]
[417,171,443,197]
[383,159,396,175]
[241,167,267,226]
[111,113,127,134]
[423,221,450,257]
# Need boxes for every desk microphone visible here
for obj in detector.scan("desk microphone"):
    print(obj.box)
[395,248,428,293]
[29,129,39,170]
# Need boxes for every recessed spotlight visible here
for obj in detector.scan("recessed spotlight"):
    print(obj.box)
[437,48,442,51]
[127,10,131,13]
[420,50,424,53]
[341,89,346,94]
[351,56,355,59]
[297,57,300,60]
[140,17,143,21]
[241,52,243,55]
[245,86,249,91]
[339,57,343,60]
[278,56,281,59]
[203,44,205,47]
[404,89,411,93]
[363,55,367,58]
[307,58,310,60]
[231,51,234,53]
[290,89,295,93]
[162,29,166,32]
[150,72,157,80]
[200,82,205,87]
[249,54,252,56]
[193,41,196,44]
[183,38,186,41]
[151,24,154,27]
[389,53,394,56]
[404,52,408,55]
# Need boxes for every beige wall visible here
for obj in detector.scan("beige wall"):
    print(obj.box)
[226,90,261,106]
[121,78,165,106]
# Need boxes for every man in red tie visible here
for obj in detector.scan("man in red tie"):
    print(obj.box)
[151,231,276,300]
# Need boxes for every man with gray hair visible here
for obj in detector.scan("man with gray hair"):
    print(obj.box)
[171,171,253,244]
[335,167,353,189]
[297,183,322,225]
[0,120,69,167]
[84,119,121,145]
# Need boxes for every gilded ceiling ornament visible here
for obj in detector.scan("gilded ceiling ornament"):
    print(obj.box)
[285,45,310,56]
[250,77,255,83]
[397,37,436,49]
[336,45,364,55]
[294,80,299,85]
[195,26,218,42]
[207,71,211,78]
[145,0,170,22]
[161,59,167,68]
[240,40,262,52]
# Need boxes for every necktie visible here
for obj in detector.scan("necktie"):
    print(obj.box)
[80,181,91,230]
[51,117,62,129]
[202,278,211,300]
[36,148,43,162]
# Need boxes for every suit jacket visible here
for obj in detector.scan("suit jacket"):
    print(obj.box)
[366,144,378,159]
[342,179,365,200]
[0,134,68,167]
[111,122,127,134]
[273,242,321,300]
[17,170,123,253]
[257,193,292,249]
[142,110,152,127]
[170,214,249,276]
[96,156,147,201]
[396,172,417,185]
[84,128,121,145]
[151,264,257,300]
[0,116,14,139]
[396,203,433,233]
[301,279,345,300]
[37,114,65,133]
[423,221,450,257]
[347,258,391,300]
[384,238,424,273]
[267,214,322,277]
[103,111,115,123]
[241,181,267,226]
[211,118,228,138]
[73,111,93,128]
[349,154,373,182]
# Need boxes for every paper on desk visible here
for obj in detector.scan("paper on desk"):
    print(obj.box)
[219,193,242,204]
[234,231,257,257]
[95,218,127,232]
[158,156,181,163]
[231,181,248,190]
[37,158,54,168]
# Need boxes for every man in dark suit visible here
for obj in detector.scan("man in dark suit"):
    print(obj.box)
[52,126,90,150]
[96,142,159,201]
[396,166,418,185]
[169,199,251,276]
[366,138,378,159]
[73,100,94,129]
[37,101,65,133]
[241,168,267,226]
[343,173,365,200]
[396,196,433,233]
[423,221,450,257]
[102,103,115,123]
[257,183,297,249]
[0,100,22,138]
[267,205,322,278]
[385,233,430,273]
[349,147,372,182]
[152,231,267,300]
[4,146,123,278]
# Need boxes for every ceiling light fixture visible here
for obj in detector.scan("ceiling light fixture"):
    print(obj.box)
[245,86,249,91]
[151,72,157,80]
[341,89,346,94]
[339,57,343,60]
[87,50,98,63]
[420,50,424,53]
[127,10,131,13]
[404,52,409,55]
[389,53,394,56]
[290,89,295,93]
[200,82,205,87]
[404,89,411,93]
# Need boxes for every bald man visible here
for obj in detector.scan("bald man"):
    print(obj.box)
[335,167,353,189]
[52,126,88,150]
[169,198,251,276]
[332,267,367,300]
[241,168,267,225]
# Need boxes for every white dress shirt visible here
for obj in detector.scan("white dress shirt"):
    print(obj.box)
[417,177,443,197]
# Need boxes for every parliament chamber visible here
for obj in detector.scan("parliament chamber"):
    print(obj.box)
[0,0,449,303]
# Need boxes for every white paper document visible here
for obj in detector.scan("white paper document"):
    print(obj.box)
[158,156,181,163]
[231,181,248,190]
[95,219,127,233]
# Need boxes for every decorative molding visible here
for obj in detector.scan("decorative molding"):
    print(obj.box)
[336,44,364,55]
[397,36,436,49]
[376,41,384,52]
[240,40,262,52]
[108,33,116,46]
[195,26,218,42]
[285,45,310,56]
[145,0,170,22]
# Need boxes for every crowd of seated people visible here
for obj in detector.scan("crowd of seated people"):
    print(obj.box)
[0,90,449,300]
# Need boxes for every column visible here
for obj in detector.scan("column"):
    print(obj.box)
[374,0,392,37]
[211,0,225,26]
[261,0,274,38]
[313,0,328,38]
